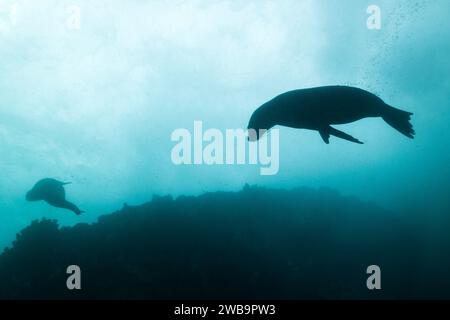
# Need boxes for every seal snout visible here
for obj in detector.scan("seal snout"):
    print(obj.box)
[26,190,37,201]
[247,129,259,142]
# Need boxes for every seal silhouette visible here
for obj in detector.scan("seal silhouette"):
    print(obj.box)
[26,178,84,215]
[247,86,415,144]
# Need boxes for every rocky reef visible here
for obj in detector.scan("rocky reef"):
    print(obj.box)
[0,185,445,299]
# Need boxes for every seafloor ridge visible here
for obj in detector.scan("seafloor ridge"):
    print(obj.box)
[0,185,447,299]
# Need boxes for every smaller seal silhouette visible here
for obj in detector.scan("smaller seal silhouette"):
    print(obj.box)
[26,178,84,215]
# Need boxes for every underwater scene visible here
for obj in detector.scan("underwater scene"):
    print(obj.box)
[0,0,449,300]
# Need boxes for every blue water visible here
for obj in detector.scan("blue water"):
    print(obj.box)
[0,0,449,264]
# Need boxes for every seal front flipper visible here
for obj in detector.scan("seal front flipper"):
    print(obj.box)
[321,126,364,144]
[319,130,330,144]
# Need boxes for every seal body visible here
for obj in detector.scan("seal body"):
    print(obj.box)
[26,178,84,215]
[248,86,415,144]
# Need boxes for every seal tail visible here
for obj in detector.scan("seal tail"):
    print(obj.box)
[382,105,415,139]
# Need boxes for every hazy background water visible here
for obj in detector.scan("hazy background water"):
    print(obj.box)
[0,0,449,251]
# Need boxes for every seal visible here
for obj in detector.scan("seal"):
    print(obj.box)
[26,178,84,215]
[247,86,415,144]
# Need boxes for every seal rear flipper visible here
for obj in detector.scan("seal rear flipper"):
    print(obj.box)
[60,200,84,215]
[327,126,364,144]
[382,105,415,139]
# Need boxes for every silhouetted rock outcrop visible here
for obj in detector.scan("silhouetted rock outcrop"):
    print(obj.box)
[0,186,446,299]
